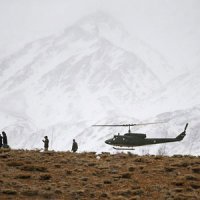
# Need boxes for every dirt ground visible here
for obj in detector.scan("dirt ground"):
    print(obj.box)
[0,149,200,200]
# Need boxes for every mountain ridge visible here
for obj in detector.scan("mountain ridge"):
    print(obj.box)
[0,12,199,155]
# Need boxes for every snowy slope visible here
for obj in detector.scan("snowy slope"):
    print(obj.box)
[4,105,198,155]
[75,12,175,83]
[0,13,199,155]
[77,106,200,155]
[0,13,169,128]
[137,66,200,118]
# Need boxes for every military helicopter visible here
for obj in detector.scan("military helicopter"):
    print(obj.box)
[93,122,188,150]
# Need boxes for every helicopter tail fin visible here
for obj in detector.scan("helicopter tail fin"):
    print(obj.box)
[176,123,188,141]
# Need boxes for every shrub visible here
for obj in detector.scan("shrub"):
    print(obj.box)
[172,180,184,186]
[39,191,54,198]
[192,167,200,174]
[20,165,47,172]
[21,189,39,196]
[164,166,176,172]
[7,161,23,167]
[15,174,31,179]
[100,192,109,198]
[104,179,112,184]
[190,182,200,189]
[184,174,198,181]
[121,173,131,179]
[129,166,136,172]
[2,189,17,195]
[55,189,62,194]
[40,174,52,180]
[157,145,166,156]
[80,177,88,181]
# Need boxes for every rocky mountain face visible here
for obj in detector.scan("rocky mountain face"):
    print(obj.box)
[0,13,199,154]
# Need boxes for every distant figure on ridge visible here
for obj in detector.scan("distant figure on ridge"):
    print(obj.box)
[0,133,2,148]
[71,139,78,153]
[2,131,9,148]
[42,136,49,151]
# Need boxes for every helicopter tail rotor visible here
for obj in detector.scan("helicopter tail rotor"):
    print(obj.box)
[184,123,188,132]
[176,123,188,141]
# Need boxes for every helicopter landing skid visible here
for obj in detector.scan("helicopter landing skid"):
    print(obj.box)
[113,147,135,151]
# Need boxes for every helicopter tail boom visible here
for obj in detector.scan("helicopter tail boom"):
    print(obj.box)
[175,123,188,141]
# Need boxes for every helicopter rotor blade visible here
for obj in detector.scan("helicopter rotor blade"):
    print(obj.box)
[92,125,127,127]
[131,122,167,126]
[92,122,166,127]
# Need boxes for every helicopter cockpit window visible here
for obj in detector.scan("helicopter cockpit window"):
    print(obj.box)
[112,138,116,141]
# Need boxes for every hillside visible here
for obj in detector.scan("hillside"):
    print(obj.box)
[0,149,200,200]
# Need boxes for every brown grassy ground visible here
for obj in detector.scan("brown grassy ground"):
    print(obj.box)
[0,149,200,200]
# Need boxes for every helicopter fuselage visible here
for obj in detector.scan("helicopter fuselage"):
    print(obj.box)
[93,123,188,149]
[105,131,186,147]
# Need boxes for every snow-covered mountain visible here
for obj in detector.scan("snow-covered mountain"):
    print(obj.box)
[2,106,199,155]
[137,65,200,117]
[0,12,199,155]
[0,12,169,127]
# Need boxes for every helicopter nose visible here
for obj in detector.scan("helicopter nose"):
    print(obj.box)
[105,139,111,144]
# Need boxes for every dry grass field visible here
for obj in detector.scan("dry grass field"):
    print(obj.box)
[0,149,200,200]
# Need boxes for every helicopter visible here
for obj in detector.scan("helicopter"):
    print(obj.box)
[93,122,188,150]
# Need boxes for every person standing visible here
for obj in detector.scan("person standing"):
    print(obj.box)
[2,131,8,148]
[71,139,78,152]
[42,136,49,151]
[0,133,2,148]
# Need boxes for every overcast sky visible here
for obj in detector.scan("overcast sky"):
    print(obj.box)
[0,0,199,69]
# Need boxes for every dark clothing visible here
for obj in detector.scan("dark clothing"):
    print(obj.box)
[2,132,7,146]
[0,135,2,148]
[43,138,49,151]
[72,141,78,152]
